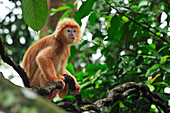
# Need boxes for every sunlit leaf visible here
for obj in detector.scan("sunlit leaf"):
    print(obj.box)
[130,5,139,9]
[50,6,71,16]
[138,1,148,8]
[122,16,129,22]
[146,83,155,92]
[59,9,72,21]
[153,82,168,86]
[81,81,91,89]
[75,72,88,81]
[156,32,161,36]
[161,55,170,64]
[149,74,161,84]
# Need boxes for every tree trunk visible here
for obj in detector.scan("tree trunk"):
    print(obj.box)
[40,0,76,37]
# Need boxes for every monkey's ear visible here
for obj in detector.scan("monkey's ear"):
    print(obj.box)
[54,28,59,39]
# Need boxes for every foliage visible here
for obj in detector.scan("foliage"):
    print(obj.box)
[0,0,35,64]
[1,0,170,112]
[21,0,48,31]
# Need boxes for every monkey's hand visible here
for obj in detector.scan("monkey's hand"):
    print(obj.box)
[70,82,80,96]
[63,74,80,96]
[53,78,65,90]
[47,78,65,90]
[48,78,65,100]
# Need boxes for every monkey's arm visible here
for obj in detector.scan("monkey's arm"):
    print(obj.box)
[36,48,64,83]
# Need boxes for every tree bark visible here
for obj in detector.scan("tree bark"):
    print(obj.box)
[40,0,76,37]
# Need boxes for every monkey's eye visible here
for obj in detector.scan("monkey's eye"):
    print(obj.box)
[67,29,71,32]
[73,30,77,33]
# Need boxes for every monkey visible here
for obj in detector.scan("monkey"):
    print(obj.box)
[22,18,81,99]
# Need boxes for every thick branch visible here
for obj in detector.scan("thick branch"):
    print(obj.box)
[0,38,30,87]
[94,82,168,113]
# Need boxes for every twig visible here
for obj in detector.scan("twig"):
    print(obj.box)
[104,0,169,44]
[0,38,30,87]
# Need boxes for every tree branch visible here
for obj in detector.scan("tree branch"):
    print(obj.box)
[94,82,168,113]
[0,38,30,87]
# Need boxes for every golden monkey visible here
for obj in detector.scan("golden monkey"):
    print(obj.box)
[22,18,81,99]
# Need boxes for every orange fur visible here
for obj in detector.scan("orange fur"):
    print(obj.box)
[22,18,81,99]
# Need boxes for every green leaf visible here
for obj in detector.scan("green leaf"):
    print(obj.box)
[50,6,71,16]
[73,0,95,20]
[150,74,161,84]
[107,15,120,41]
[81,81,91,89]
[21,0,48,31]
[68,46,76,62]
[86,64,107,72]
[156,32,161,36]
[65,4,75,8]
[75,72,88,81]
[138,1,148,8]
[161,55,170,64]
[130,5,139,9]
[146,83,155,92]
[153,82,168,86]
[59,9,72,22]
[157,45,170,54]
[145,64,160,77]
[92,31,105,40]
[161,64,170,73]
[89,13,97,24]
[138,44,156,53]
[73,12,82,26]
[66,63,75,75]
[122,16,129,22]
[66,0,72,2]
[91,69,102,83]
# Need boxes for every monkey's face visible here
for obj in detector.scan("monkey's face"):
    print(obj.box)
[63,27,77,44]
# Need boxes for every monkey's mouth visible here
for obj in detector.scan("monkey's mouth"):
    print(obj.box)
[69,37,75,41]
